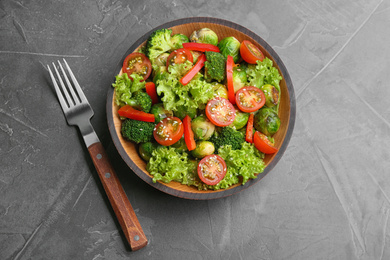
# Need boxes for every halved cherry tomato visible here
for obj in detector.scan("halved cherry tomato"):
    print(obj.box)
[145,82,159,104]
[182,42,220,52]
[205,97,236,127]
[122,53,152,81]
[153,117,184,146]
[197,154,227,186]
[166,48,193,68]
[246,113,254,143]
[240,40,264,64]
[183,115,196,151]
[226,55,236,105]
[180,54,206,85]
[253,131,278,154]
[118,105,155,122]
[235,86,265,113]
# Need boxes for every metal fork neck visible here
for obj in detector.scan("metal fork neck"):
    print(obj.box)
[78,121,100,147]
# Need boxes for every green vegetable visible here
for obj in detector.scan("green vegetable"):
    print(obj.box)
[153,65,169,84]
[173,105,197,120]
[260,84,280,108]
[150,103,173,123]
[209,126,245,152]
[217,36,241,63]
[191,141,215,158]
[204,51,226,82]
[171,33,189,49]
[139,142,159,161]
[146,29,174,66]
[147,147,198,185]
[156,62,214,112]
[253,107,281,136]
[246,58,282,93]
[126,91,152,112]
[153,53,170,68]
[121,119,155,144]
[112,73,145,107]
[232,63,248,93]
[170,137,188,153]
[211,82,228,99]
[232,109,249,129]
[189,28,219,46]
[191,114,215,140]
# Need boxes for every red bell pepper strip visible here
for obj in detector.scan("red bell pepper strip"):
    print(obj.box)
[145,82,159,104]
[118,105,155,122]
[245,113,254,143]
[183,115,196,151]
[180,54,206,85]
[182,42,220,52]
[226,55,236,105]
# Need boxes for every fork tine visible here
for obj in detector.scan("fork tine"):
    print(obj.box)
[51,62,75,108]
[57,61,80,105]
[48,64,70,112]
[62,59,88,104]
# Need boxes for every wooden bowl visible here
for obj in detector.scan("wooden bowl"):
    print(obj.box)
[106,17,296,200]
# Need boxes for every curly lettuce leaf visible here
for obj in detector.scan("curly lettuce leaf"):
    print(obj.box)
[246,57,282,93]
[147,147,198,185]
[112,73,145,107]
[202,143,265,190]
[156,61,214,112]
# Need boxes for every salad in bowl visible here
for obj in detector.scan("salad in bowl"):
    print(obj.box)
[108,18,294,199]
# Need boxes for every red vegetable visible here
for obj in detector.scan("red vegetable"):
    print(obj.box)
[235,86,265,113]
[246,113,254,143]
[180,54,206,85]
[182,42,220,52]
[197,154,227,185]
[122,53,152,81]
[153,117,184,146]
[183,115,196,151]
[166,48,193,69]
[118,105,155,122]
[253,131,278,154]
[240,40,264,64]
[205,97,236,127]
[145,82,159,104]
[226,55,236,105]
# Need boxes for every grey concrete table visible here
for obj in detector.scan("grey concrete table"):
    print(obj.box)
[1,0,389,259]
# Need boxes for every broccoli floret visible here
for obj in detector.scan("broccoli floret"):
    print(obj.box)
[209,126,245,152]
[146,29,174,64]
[127,91,152,113]
[204,51,226,82]
[121,119,155,144]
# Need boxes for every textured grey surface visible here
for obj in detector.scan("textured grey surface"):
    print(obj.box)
[1,0,389,259]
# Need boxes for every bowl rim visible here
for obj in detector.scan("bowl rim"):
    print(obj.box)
[106,17,296,200]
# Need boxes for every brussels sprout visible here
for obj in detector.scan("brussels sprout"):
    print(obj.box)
[173,105,197,120]
[190,28,219,46]
[171,33,189,49]
[153,53,170,68]
[191,50,203,63]
[191,141,215,158]
[260,84,280,108]
[254,107,281,136]
[153,65,168,84]
[150,103,173,122]
[139,142,159,161]
[217,36,241,63]
[233,64,248,93]
[191,115,215,140]
[170,137,188,153]
[212,82,228,99]
[232,108,249,129]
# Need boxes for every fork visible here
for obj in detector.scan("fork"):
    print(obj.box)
[47,59,148,251]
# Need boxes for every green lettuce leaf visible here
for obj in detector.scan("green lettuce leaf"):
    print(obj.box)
[246,57,282,93]
[112,73,145,107]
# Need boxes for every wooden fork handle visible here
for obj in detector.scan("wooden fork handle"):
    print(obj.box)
[88,142,148,251]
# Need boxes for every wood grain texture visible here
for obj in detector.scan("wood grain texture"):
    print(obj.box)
[106,17,296,200]
[88,142,148,251]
